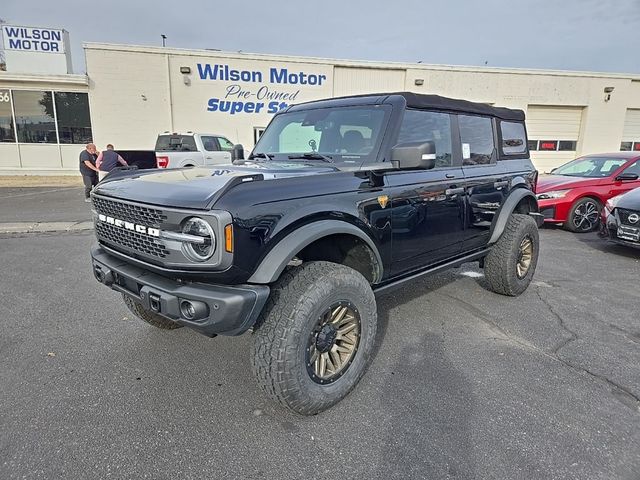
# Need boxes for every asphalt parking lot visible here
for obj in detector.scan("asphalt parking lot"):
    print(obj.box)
[1,187,640,479]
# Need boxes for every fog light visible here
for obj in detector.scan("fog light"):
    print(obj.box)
[179,300,209,321]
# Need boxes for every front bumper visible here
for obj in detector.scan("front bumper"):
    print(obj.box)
[599,212,640,250]
[91,245,270,336]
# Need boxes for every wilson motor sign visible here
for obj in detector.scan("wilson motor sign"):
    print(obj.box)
[2,25,72,74]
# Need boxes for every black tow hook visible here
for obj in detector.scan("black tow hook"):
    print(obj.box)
[93,265,114,286]
[148,293,162,312]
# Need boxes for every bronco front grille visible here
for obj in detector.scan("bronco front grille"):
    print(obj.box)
[617,208,640,226]
[95,222,169,258]
[93,196,170,259]
[93,196,167,227]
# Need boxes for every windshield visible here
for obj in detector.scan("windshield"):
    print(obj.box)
[252,105,391,167]
[155,135,198,152]
[553,156,628,178]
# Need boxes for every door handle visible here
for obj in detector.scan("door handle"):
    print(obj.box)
[494,180,509,188]
[445,173,456,179]
[445,187,465,196]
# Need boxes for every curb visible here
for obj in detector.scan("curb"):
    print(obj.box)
[0,221,94,234]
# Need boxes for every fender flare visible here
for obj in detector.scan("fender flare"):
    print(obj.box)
[247,220,383,284]
[488,188,539,244]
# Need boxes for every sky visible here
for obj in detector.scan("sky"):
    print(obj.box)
[2,0,640,74]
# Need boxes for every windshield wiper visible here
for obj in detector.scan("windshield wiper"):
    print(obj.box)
[247,152,275,160]
[288,152,334,163]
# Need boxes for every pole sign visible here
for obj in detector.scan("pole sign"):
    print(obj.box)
[1,25,72,74]
[3,26,66,53]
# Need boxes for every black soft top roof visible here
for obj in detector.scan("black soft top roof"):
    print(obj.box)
[396,92,524,121]
[290,91,524,122]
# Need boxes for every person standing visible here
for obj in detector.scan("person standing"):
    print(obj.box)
[79,143,99,202]
[96,144,128,181]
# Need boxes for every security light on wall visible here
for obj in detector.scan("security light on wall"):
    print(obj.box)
[180,66,191,74]
[604,86,614,102]
[414,79,425,86]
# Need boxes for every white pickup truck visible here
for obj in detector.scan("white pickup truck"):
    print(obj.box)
[154,132,241,168]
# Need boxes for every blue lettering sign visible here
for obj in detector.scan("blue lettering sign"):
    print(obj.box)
[3,26,64,52]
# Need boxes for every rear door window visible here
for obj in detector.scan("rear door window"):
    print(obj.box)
[155,135,198,152]
[458,115,495,166]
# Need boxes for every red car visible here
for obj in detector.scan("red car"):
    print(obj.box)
[537,153,640,232]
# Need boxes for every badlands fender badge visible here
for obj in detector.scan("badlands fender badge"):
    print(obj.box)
[98,214,160,237]
[377,195,389,209]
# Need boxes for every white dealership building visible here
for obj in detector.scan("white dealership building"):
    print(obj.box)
[1,29,640,174]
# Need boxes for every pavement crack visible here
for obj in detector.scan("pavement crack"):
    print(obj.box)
[535,287,578,355]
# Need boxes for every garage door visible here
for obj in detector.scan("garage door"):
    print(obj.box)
[621,109,640,151]
[333,67,405,98]
[526,105,584,172]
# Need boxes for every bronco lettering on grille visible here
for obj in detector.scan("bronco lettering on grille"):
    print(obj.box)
[98,214,160,237]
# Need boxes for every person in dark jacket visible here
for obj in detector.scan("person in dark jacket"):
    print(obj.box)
[96,144,128,181]
[79,143,99,202]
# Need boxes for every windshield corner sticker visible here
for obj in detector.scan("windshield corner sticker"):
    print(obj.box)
[198,62,331,116]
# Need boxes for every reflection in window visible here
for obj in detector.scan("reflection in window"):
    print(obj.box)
[500,121,527,155]
[217,137,234,151]
[54,92,93,144]
[397,109,452,167]
[13,90,57,143]
[0,90,15,142]
[459,115,494,165]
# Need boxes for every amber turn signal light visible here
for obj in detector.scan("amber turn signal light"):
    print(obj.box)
[224,224,233,253]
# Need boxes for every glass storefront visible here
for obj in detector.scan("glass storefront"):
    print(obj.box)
[0,89,92,145]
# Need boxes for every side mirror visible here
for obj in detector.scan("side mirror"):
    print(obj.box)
[615,172,639,181]
[232,144,245,161]
[391,141,436,169]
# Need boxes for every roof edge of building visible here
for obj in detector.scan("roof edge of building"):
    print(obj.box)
[82,42,640,81]
[0,72,88,85]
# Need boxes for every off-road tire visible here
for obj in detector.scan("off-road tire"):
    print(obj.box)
[251,261,377,415]
[484,213,539,296]
[564,197,601,233]
[122,294,183,330]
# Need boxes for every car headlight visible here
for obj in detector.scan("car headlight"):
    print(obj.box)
[181,217,216,261]
[536,189,570,200]
[605,194,623,214]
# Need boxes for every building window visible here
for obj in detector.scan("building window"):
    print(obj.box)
[500,121,527,155]
[539,140,558,151]
[398,109,452,167]
[0,89,15,142]
[528,140,538,151]
[459,115,494,165]
[558,140,577,151]
[54,92,92,144]
[620,142,632,151]
[13,90,57,143]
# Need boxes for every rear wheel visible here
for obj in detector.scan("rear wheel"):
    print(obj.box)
[122,294,183,330]
[564,197,601,233]
[251,261,377,415]
[484,214,539,296]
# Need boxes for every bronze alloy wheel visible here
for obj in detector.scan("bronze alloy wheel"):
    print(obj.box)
[306,302,361,384]
[572,200,599,231]
[516,235,533,279]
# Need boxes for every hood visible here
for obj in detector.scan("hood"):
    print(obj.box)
[617,186,640,209]
[93,162,336,209]
[536,174,601,192]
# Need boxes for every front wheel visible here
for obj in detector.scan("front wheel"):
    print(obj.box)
[564,197,601,233]
[484,214,539,296]
[251,261,377,415]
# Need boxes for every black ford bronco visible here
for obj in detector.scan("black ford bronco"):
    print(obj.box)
[90,92,542,414]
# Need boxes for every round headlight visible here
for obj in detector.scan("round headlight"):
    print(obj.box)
[181,217,216,261]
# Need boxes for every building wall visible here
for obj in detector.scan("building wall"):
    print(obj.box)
[4,43,640,175]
